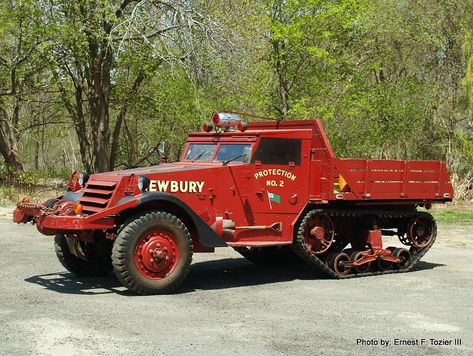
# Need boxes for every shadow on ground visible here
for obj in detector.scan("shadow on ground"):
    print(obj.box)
[24,272,125,295]
[24,258,445,296]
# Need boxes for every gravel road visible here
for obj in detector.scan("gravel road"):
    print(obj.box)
[0,213,472,355]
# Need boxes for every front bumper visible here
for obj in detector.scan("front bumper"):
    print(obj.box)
[13,199,138,235]
[13,202,44,223]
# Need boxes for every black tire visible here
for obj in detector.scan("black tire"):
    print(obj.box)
[393,248,411,269]
[377,258,392,271]
[233,246,301,266]
[54,234,113,276]
[328,252,350,276]
[112,211,192,295]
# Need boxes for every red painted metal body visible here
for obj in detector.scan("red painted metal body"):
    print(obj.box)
[13,119,454,251]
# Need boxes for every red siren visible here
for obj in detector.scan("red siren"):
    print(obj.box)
[202,122,214,132]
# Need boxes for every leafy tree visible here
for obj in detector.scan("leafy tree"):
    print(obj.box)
[0,0,43,171]
[39,0,226,172]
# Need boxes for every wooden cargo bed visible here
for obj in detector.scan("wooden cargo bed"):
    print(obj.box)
[332,158,453,201]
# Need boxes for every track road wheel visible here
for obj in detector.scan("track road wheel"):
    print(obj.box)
[393,248,411,269]
[54,234,113,276]
[350,250,370,273]
[328,252,350,276]
[376,257,392,271]
[112,211,192,295]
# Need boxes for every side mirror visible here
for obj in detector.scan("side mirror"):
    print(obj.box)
[158,141,169,163]
[158,141,166,156]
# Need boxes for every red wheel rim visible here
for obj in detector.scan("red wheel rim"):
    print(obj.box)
[408,215,434,248]
[304,213,334,254]
[134,230,179,279]
[330,253,350,276]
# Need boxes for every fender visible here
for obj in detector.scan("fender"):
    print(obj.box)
[136,192,227,248]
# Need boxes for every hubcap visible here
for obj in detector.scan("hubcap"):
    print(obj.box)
[135,230,179,279]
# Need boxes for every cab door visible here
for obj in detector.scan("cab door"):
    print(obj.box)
[246,137,310,215]
[227,136,311,243]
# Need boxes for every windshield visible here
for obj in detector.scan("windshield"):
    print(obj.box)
[184,144,216,161]
[215,144,252,163]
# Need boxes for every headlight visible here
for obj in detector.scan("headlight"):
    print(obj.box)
[78,172,89,187]
[138,176,150,192]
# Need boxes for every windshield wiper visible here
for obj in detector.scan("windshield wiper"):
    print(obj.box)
[192,150,210,162]
[223,153,248,166]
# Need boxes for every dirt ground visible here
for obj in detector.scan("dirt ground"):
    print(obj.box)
[0,211,472,355]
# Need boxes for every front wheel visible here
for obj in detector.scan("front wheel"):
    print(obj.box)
[54,234,113,276]
[112,211,193,295]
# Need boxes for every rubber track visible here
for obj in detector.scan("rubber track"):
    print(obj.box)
[292,209,436,279]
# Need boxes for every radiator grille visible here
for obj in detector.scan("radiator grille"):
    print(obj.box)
[79,180,117,215]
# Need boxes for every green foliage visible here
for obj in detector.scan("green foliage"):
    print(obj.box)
[0,0,471,200]
[452,129,473,176]
[36,163,72,182]
[0,163,13,177]
[17,170,39,187]
[0,163,39,187]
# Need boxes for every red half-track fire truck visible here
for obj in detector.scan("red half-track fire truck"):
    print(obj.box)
[13,112,454,294]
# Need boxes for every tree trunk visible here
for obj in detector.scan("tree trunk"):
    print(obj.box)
[54,69,93,173]
[0,105,23,171]
[109,71,146,169]
[89,42,112,173]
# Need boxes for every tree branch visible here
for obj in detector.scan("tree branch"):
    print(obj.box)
[111,25,179,42]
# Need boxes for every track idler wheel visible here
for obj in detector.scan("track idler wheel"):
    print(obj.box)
[350,250,370,273]
[407,213,436,248]
[393,248,411,269]
[328,252,350,276]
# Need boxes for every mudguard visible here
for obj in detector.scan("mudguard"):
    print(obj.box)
[136,192,227,248]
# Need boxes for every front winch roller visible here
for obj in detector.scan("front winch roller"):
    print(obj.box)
[291,209,437,279]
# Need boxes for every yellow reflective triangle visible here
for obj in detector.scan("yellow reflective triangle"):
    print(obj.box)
[339,175,349,192]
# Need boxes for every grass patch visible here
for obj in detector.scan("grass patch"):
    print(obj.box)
[429,209,473,225]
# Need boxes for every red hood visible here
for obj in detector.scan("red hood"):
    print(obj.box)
[94,162,218,178]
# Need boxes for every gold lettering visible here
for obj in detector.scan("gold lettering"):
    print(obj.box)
[196,181,204,193]
[157,180,169,192]
[179,181,188,192]
[149,180,157,192]
[170,181,179,192]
